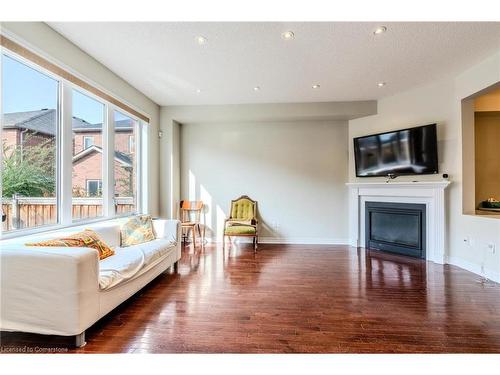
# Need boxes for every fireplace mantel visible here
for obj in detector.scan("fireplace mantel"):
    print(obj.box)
[346,181,451,189]
[346,180,451,264]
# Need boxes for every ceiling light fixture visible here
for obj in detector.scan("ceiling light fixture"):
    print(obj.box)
[377,82,386,87]
[254,86,261,91]
[281,31,295,40]
[196,36,207,45]
[196,89,202,94]
[373,26,387,35]
[312,84,320,89]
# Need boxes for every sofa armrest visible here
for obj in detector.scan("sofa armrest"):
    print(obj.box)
[153,219,182,261]
[0,245,100,336]
[153,219,180,243]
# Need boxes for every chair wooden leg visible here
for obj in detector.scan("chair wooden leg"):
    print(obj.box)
[255,236,258,252]
[197,224,204,247]
[192,226,196,247]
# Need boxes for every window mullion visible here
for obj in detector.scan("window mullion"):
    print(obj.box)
[59,81,73,225]
[103,105,115,217]
[140,122,148,214]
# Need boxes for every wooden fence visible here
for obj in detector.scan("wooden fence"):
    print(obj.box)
[2,197,134,232]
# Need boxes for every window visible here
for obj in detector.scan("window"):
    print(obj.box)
[1,47,147,237]
[72,90,104,221]
[86,180,102,197]
[83,136,94,150]
[114,111,138,215]
[1,54,59,233]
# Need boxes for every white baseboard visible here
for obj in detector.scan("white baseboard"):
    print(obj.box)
[205,236,349,245]
[446,256,500,284]
[259,237,349,245]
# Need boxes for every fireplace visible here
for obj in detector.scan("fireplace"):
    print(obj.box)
[365,201,426,259]
[347,181,450,263]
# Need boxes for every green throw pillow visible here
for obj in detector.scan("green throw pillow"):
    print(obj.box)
[120,215,156,247]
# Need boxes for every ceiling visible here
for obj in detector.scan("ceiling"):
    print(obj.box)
[48,22,500,106]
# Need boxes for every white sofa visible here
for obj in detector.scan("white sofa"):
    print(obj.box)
[0,217,181,347]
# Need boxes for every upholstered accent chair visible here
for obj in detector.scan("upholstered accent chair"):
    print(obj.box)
[223,195,258,252]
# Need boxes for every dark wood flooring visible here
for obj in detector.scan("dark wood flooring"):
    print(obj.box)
[1,243,500,353]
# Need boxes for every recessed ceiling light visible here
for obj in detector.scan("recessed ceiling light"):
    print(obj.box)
[373,26,387,35]
[377,82,386,87]
[312,84,320,89]
[196,89,202,94]
[281,31,295,40]
[196,36,207,45]
[254,86,261,91]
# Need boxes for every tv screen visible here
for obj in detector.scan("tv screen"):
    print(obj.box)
[354,124,438,177]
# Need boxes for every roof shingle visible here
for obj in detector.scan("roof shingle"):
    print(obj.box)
[2,109,134,136]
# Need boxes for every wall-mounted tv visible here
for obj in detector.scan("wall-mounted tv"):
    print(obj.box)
[354,124,438,177]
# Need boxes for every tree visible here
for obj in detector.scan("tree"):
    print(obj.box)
[115,166,134,197]
[1,135,56,198]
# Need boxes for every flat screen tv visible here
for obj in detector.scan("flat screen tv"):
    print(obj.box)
[354,124,438,177]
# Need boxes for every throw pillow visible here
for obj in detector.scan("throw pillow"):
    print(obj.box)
[26,229,115,260]
[120,215,156,247]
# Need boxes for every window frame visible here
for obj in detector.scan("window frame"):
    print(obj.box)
[1,46,149,239]
[112,109,143,218]
[83,135,94,150]
[70,87,105,223]
[86,179,102,197]
[1,50,62,235]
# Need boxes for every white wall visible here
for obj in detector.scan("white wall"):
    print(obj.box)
[160,101,376,221]
[180,120,349,243]
[348,50,500,282]
[0,22,161,215]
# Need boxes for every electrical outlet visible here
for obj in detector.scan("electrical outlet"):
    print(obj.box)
[487,243,496,254]
[463,236,476,247]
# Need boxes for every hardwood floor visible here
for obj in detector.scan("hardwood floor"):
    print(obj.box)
[1,243,500,353]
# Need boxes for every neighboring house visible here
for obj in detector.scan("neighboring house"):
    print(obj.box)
[2,109,56,154]
[72,145,133,196]
[2,108,135,197]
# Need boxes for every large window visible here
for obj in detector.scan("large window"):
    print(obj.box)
[72,89,105,221]
[114,111,138,215]
[1,50,147,236]
[1,54,59,232]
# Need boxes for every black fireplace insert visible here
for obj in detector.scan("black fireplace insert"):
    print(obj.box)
[365,201,426,259]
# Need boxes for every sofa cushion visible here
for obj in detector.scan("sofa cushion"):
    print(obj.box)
[123,238,176,266]
[86,222,121,248]
[120,215,156,247]
[98,238,176,290]
[26,229,115,260]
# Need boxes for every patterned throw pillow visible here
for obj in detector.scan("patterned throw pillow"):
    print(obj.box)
[120,215,156,247]
[26,229,115,260]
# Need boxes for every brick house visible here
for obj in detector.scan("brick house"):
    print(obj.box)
[2,108,135,197]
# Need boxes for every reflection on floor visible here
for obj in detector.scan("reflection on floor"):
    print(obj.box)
[1,243,500,353]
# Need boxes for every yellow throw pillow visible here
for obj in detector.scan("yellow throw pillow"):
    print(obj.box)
[26,229,114,260]
[120,215,156,247]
